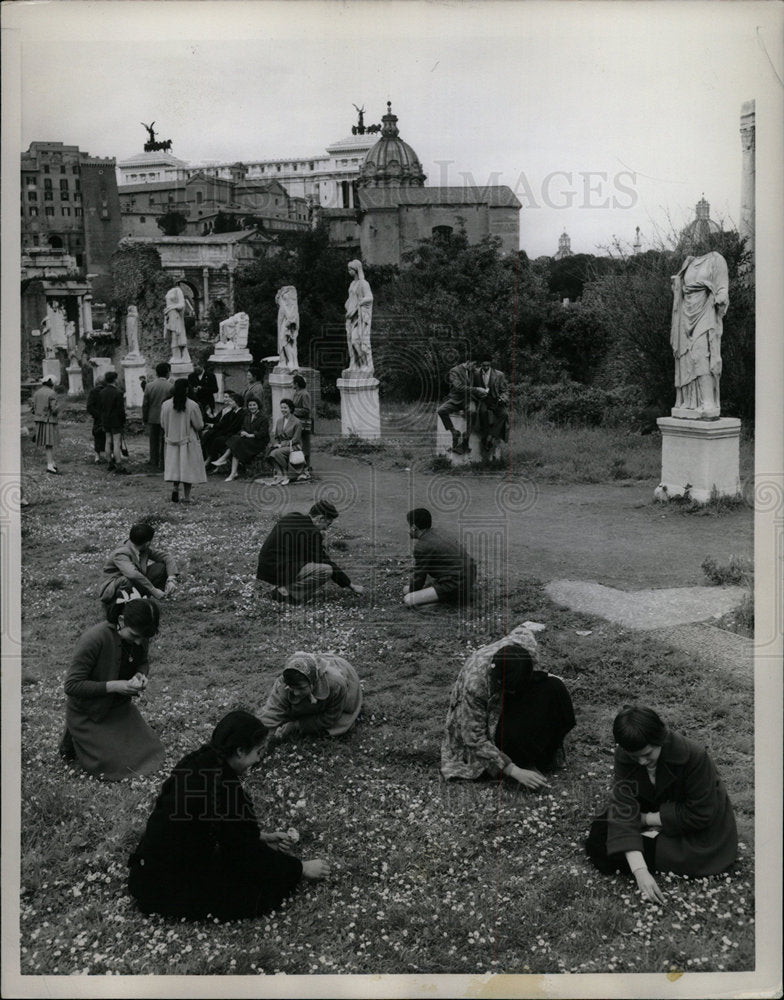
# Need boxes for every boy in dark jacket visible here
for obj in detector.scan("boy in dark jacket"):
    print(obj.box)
[99,370,127,473]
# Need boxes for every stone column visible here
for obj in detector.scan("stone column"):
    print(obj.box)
[336,369,381,440]
[66,364,84,396]
[122,358,147,408]
[269,368,294,420]
[655,417,741,504]
[202,267,209,317]
[739,100,755,257]
[81,293,94,335]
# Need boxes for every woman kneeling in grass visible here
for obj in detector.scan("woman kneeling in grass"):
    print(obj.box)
[128,710,330,920]
[585,706,738,905]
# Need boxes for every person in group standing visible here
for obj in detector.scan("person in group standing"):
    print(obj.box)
[99,370,128,474]
[142,362,173,470]
[440,625,557,791]
[187,360,219,419]
[291,373,313,479]
[99,521,179,619]
[474,355,510,454]
[436,358,488,455]
[244,366,266,412]
[127,710,331,921]
[160,377,207,503]
[403,507,477,608]
[61,598,164,780]
[30,374,60,474]
[256,499,365,605]
[264,398,304,485]
[85,373,107,464]
[585,706,738,905]
[201,391,245,464]
[210,397,269,482]
[261,651,363,741]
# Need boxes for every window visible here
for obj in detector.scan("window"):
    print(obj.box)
[309,162,314,170]
[45,191,53,201]
[196,191,203,204]
[29,206,38,217]
[27,191,37,201]
[61,191,69,201]
[45,206,55,217]
[149,197,155,207]
[62,207,71,216]
[60,165,66,173]
[44,177,52,189]
[60,178,69,190]
[72,165,79,174]
[75,179,81,191]
[44,165,50,174]
[139,216,145,223]
[74,192,81,202]
[75,207,83,217]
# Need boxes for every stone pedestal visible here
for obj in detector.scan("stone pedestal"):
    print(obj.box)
[66,364,84,397]
[42,359,61,386]
[169,347,194,377]
[90,357,114,383]
[269,368,295,418]
[337,370,381,440]
[208,350,253,402]
[435,412,483,465]
[122,356,147,408]
[656,417,741,503]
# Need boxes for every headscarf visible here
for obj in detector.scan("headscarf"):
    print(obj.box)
[282,652,330,700]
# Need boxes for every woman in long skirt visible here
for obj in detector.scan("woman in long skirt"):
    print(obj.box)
[160,378,207,503]
[31,375,59,474]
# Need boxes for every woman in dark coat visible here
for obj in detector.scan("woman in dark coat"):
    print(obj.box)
[62,599,164,780]
[201,392,244,463]
[585,706,738,905]
[209,398,269,482]
[128,710,330,921]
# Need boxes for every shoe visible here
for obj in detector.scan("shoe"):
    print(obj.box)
[298,471,311,482]
[210,460,228,468]
[279,478,290,486]
[171,490,179,502]
[224,475,237,482]
[46,467,59,475]
[107,462,116,472]
[450,443,466,455]
[94,455,101,464]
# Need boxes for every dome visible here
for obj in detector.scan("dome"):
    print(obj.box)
[680,196,721,249]
[357,103,426,189]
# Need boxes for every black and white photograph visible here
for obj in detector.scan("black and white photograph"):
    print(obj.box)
[1,1,782,997]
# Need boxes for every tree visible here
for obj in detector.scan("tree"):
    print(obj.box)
[109,242,171,359]
[156,211,187,236]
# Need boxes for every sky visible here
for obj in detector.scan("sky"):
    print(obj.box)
[3,1,781,258]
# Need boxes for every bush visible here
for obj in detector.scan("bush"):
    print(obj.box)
[515,381,642,428]
[702,554,754,586]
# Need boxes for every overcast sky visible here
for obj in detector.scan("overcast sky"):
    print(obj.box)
[3,0,782,258]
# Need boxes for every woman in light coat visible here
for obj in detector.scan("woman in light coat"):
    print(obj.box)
[261,651,363,740]
[264,398,304,485]
[31,375,59,473]
[160,378,206,503]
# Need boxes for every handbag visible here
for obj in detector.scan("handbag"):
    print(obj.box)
[289,449,306,466]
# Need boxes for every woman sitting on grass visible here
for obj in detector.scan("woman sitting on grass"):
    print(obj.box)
[210,397,269,482]
[261,652,363,741]
[61,598,164,780]
[128,710,330,920]
[585,706,738,905]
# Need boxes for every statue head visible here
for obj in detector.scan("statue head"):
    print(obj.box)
[347,259,363,279]
[128,305,138,317]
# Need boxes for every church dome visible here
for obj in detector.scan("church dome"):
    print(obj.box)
[680,196,722,249]
[357,103,426,189]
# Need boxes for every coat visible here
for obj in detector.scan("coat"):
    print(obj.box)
[142,377,173,425]
[128,745,303,920]
[99,540,178,602]
[410,527,476,593]
[31,385,59,425]
[256,512,351,589]
[440,625,539,780]
[64,621,164,780]
[261,654,363,735]
[99,383,126,433]
[444,363,485,405]
[160,397,207,484]
[270,415,303,449]
[187,369,218,410]
[292,388,313,432]
[227,411,270,463]
[86,382,105,429]
[605,730,738,876]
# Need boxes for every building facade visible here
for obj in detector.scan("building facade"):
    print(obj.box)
[21,141,122,303]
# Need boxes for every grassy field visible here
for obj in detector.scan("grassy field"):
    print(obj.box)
[16,406,754,977]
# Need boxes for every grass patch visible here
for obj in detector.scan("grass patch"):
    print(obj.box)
[16,409,754,976]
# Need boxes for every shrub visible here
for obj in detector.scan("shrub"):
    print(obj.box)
[702,554,754,586]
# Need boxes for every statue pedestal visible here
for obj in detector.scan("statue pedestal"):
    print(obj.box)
[656,417,742,503]
[122,356,147,408]
[42,359,61,387]
[435,412,483,465]
[66,364,84,397]
[269,368,295,418]
[168,347,193,377]
[90,357,114,383]
[209,350,253,402]
[337,370,381,440]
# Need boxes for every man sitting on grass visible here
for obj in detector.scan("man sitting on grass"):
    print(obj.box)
[403,507,476,608]
[256,500,365,605]
[99,522,178,619]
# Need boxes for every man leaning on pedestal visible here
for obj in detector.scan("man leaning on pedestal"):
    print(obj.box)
[437,358,488,454]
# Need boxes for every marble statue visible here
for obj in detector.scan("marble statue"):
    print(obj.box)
[66,320,79,364]
[216,312,250,352]
[670,250,729,419]
[275,286,299,370]
[345,260,373,372]
[125,305,141,357]
[164,285,188,358]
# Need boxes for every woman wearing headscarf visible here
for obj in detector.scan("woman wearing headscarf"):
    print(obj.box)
[61,598,164,780]
[128,710,330,920]
[585,706,738,905]
[440,625,575,789]
[160,377,207,503]
[261,652,363,741]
